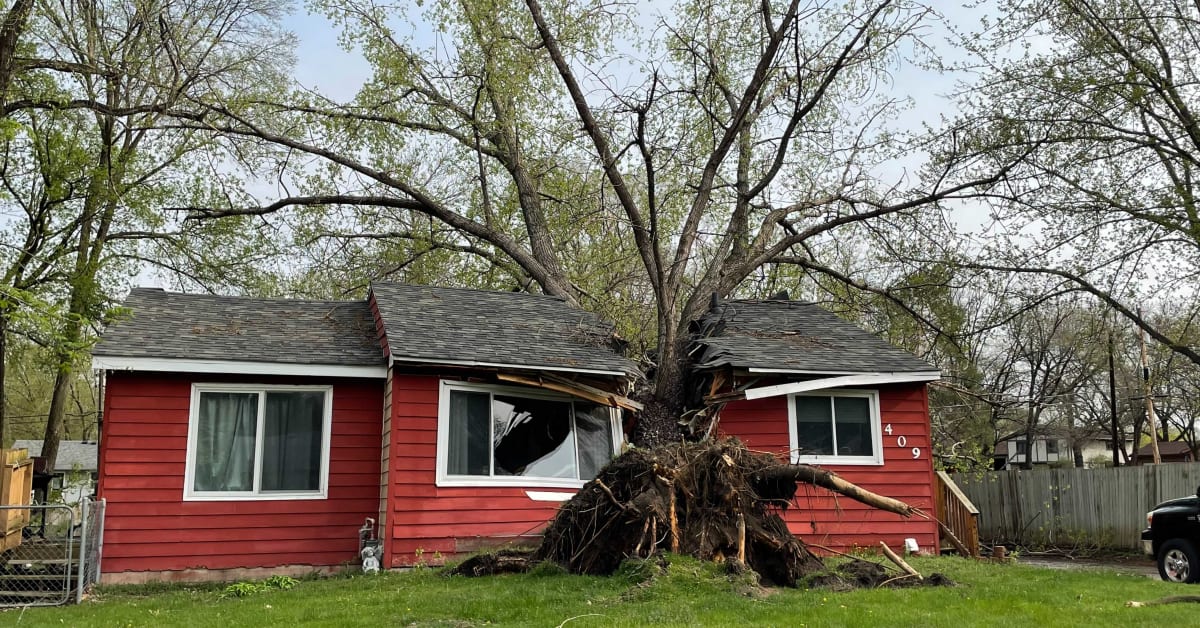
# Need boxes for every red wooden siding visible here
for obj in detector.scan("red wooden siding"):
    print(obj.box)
[98,372,383,575]
[385,375,569,567]
[718,384,939,553]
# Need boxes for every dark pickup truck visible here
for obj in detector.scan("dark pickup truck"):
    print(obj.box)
[1142,488,1200,583]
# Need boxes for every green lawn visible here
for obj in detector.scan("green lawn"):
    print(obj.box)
[4,555,1195,627]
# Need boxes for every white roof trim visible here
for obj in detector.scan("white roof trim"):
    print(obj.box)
[743,372,941,400]
[747,367,941,377]
[389,354,628,377]
[91,356,388,379]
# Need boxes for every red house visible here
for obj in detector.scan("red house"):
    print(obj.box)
[691,300,941,552]
[92,285,939,583]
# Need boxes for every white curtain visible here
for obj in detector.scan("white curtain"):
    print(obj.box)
[575,403,614,480]
[194,392,258,492]
[448,390,490,475]
[262,391,324,491]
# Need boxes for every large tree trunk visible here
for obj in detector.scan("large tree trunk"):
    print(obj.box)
[0,0,35,108]
[41,364,73,469]
[631,333,687,447]
[0,314,7,447]
[41,281,90,469]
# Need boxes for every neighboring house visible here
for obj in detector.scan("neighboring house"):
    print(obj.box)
[1135,441,1195,464]
[993,436,1066,469]
[1077,435,1135,466]
[992,433,1133,470]
[11,439,98,504]
[691,299,942,553]
[92,286,942,583]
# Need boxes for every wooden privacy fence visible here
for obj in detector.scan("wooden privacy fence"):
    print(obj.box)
[951,463,1200,550]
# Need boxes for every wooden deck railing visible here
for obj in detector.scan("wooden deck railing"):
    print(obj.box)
[934,470,980,557]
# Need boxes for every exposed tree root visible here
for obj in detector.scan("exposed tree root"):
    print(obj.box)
[453,438,949,589]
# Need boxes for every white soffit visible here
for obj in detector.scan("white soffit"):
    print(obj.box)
[742,372,941,400]
[91,356,388,379]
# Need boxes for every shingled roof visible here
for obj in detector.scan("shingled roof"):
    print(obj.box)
[12,440,98,473]
[691,300,936,374]
[92,288,384,367]
[370,283,637,375]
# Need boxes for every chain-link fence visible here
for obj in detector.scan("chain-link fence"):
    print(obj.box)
[76,496,105,603]
[0,496,105,607]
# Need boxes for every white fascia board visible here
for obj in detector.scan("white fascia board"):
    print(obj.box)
[389,354,628,377]
[747,367,942,377]
[743,372,941,400]
[91,356,388,379]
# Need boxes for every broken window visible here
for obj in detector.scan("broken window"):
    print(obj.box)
[442,382,620,485]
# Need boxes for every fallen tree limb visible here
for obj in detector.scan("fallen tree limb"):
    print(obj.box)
[879,542,922,581]
[754,464,916,517]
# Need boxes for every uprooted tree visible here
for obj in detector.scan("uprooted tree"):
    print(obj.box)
[179,0,1013,445]
[453,439,937,587]
[171,0,992,584]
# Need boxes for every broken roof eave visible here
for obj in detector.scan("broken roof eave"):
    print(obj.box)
[91,355,388,379]
[744,367,942,377]
[387,354,633,378]
[741,371,942,401]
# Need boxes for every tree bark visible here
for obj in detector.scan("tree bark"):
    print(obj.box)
[755,464,915,518]
[0,313,7,447]
[0,0,35,108]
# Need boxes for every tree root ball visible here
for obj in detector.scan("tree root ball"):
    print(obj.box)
[451,438,947,589]
[535,438,825,586]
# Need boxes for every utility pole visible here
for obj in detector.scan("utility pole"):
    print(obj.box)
[1108,330,1119,467]
[1138,309,1161,464]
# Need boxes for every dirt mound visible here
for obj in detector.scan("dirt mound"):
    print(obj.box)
[447,549,536,577]
[808,559,955,590]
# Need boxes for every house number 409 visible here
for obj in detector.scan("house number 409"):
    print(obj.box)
[884,424,921,459]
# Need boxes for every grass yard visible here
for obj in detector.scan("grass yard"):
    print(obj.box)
[3,555,1196,627]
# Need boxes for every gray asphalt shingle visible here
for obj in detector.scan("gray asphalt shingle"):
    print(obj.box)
[93,288,384,367]
[370,283,637,375]
[12,440,98,472]
[692,300,936,374]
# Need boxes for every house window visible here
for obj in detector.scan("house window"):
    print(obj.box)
[437,381,622,487]
[1045,440,1059,455]
[1015,440,1028,455]
[788,390,883,466]
[185,385,332,501]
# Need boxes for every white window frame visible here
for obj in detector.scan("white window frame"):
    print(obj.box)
[436,380,624,489]
[787,389,883,466]
[184,383,334,501]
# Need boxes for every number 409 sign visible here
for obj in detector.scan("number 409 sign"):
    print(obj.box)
[884,424,921,459]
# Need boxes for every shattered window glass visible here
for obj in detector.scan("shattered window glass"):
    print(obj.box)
[493,395,576,478]
[445,387,618,481]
